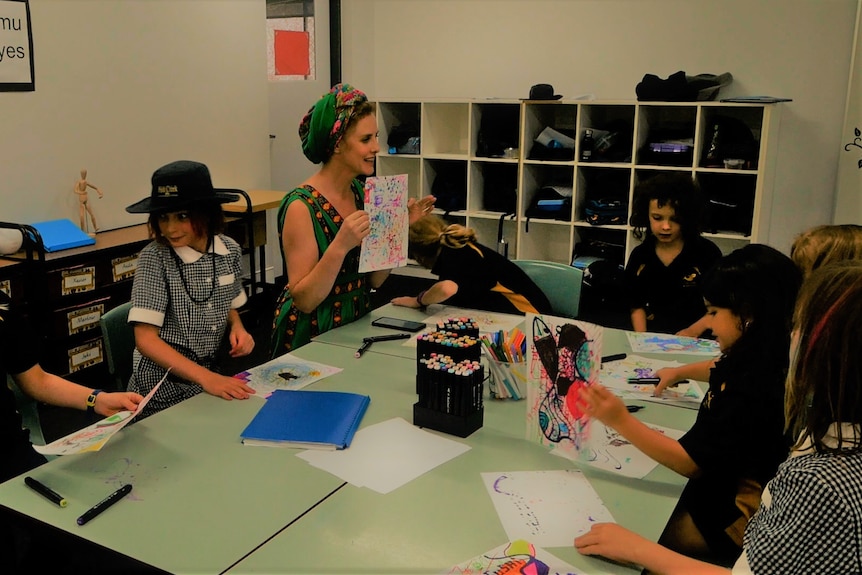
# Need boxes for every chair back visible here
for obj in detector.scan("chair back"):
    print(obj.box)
[513,259,583,319]
[100,301,135,391]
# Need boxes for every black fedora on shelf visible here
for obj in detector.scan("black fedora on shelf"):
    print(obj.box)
[523,83,563,101]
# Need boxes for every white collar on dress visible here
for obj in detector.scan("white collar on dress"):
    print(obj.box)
[172,235,228,264]
[793,423,860,457]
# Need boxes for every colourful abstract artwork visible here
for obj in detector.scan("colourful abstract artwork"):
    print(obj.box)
[233,353,342,398]
[442,540,579,575]
[481,470,614,547]
[625,331,720,356]
[525,313,603,452]
[359,174,409,273]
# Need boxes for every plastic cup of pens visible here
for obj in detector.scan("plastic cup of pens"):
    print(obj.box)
[486,356,527,400]
[480,329,527,400]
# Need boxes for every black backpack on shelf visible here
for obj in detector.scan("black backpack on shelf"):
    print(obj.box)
[584,198,627,226]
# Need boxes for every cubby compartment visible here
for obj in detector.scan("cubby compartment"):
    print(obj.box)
[636,105,698,167]
[520,163,575,223]
[522,102,578,162]
[697,105,764,170]
[376,156,422,201]
[578,104,636,164]
[519,220,573,263]
[421,102,469,157]
[573,226,628,267]
[377,101,421,156]
[424,159,467,214]
[469,161,518,215]
[472,102,521,159]
[696,172,757,237]
[576,166,632,227]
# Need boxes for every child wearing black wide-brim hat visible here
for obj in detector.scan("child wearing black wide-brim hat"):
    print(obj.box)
[125,160,257,419]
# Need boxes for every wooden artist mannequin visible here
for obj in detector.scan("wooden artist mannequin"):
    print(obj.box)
[75,168,103,234]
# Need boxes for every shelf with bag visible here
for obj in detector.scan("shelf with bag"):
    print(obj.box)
[373,98,783,270]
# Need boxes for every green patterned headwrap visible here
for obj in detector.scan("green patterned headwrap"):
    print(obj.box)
[298,83,369,164]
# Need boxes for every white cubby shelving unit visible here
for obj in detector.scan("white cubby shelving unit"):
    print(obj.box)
[373,98,783,269]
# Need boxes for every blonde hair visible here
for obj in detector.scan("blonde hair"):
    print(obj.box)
[409,215,477,268]
[790,224,862,278]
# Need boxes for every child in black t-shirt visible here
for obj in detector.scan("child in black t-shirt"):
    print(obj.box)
[579,244,801,566]
[625,173,721,336]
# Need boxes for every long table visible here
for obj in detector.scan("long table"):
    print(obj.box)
[0,305,710,574]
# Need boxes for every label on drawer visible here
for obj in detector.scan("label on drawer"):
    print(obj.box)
[62,266,96,295]
[68,339,104,372]
[112,254,139,282]
[67,303,105,336]
[0,279,9,298]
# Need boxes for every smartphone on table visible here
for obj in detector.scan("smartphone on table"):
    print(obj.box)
[371,316,427,333]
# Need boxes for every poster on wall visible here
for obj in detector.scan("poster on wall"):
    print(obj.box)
[0,0,35,91]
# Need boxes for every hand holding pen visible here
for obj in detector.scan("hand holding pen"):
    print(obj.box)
[355,333,411,358]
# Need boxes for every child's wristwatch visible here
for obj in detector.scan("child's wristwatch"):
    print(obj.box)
[86,389,103,415]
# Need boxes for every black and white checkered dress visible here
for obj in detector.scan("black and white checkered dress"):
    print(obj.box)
[734,428,862,574]
[127,235,246,417]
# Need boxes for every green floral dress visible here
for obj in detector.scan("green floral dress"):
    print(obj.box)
[271,181,371,356]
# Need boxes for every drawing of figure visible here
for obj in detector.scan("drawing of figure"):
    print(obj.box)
[74,168,103,233]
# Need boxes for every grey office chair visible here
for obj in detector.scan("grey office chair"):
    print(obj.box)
[100,301,135,391]
[513,259,584,319]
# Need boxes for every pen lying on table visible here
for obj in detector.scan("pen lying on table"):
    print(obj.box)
[627,377,690,385]
[355,333,411,358]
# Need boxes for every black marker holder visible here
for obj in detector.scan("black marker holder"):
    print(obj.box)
[413,325,484,438]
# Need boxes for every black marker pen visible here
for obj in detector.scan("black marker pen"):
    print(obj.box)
[24,476,67,508]
[77,484,132,526]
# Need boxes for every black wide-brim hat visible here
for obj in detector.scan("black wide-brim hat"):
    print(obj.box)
[522,83,563,101]
[125,160,240,214]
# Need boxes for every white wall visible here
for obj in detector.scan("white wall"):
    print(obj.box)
[836,0,862,223]
[1,0,270,231]
[341,0,858,252]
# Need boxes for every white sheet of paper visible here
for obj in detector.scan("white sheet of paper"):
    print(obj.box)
[442,540,585,575]
[481,469,615,547]
[233,352,342,398]
[552,421,685,479]
[297,417,471,494]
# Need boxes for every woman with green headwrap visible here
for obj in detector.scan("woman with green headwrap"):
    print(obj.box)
[271,83,434,355]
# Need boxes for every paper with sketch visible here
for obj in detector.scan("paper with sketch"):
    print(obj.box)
[626,331,720,356]
[297,417,470,494]
[442,540,583,575]
[552,421,685,479]
[482,470,614,547]
[599,354,705,408]
[33,373,166,455]
[359,174,409,273]
[233,353,342,398]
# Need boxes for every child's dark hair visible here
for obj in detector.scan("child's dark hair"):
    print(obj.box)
[147,202,226,246]
[786,262,862,453]
[629,172,706,242]
[701,244,801,366]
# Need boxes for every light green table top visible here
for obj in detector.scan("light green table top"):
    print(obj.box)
[0,305,711,574]
[226,335,700,574]
[0,347,414,574]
